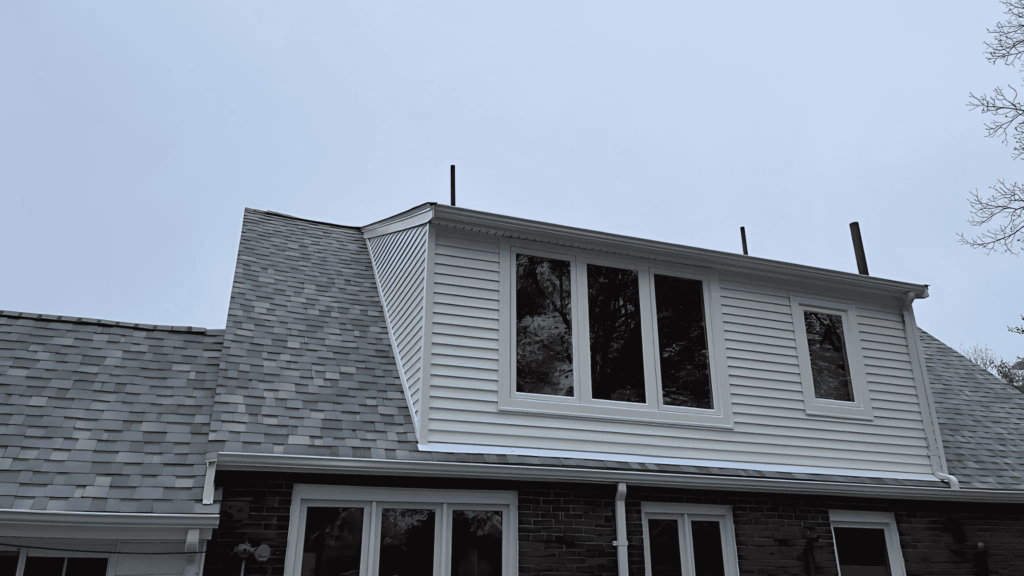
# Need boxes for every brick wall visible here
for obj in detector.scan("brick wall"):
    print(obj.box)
[205,472,1024,576]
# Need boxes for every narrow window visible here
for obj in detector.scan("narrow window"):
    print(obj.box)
[516,254,574,396]
[378,509,436,576]
[833,527,892,576]
[0,551,19,576]
[302,507,365,576]
[647,519,683,576]
[587,264,646,403]
[803,311,854,402]
[450,510,503,576]
[653,275,713,409]
[689,521,725,576]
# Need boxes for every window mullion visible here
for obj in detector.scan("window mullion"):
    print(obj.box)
[637,268,659,408]
[681,515,696,576]
[368,501,379,576]
[14,549,25,576]
[439,503,449,576]
[575,258,592,405]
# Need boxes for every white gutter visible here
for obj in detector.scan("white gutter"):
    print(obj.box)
[216,453,1021,503]
[612,483,628,576]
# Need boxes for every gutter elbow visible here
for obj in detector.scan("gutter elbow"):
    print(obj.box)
[934,472,960,490]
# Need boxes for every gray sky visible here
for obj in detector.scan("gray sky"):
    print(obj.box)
[2,1,1022,361]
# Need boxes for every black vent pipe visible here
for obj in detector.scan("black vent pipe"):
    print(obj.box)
[849,222,869,275]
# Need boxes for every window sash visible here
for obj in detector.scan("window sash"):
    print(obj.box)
[640,504,739,576]
[828,510,906,576]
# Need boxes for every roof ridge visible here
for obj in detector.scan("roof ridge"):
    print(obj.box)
[250,208,362,231]
[0,310,213,333]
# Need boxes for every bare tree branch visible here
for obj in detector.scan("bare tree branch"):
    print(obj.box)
[985,0,1024,66]
[967,86,1024,159]
[957,179,1024,254]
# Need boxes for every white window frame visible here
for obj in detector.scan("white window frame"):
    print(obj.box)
[639,502,740,576]
[499,238,733,428]
[0,542,116,576]
[828,510,906,576]
[284,485,518,576]
[790,294,873,420]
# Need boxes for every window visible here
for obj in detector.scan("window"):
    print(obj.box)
[829,511,906,576]
[640,503,739,576]
[285,486,517,576]
[0,546,111,576]
[501,239,731,427]
[790,295,872,420]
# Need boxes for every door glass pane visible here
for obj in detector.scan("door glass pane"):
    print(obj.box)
[0,551,19,576]
[833,527,892,576]
[587,264,646,403]
[647,519,682,576]
[23,557,65,576]
[64,558,108,576]
[302,507,365,576]
[803,311,854,401]
[690,521,725,576]
[653,275,713,409]
[378,509,435,576]
[516,254,574,396]
[451,510,502,576]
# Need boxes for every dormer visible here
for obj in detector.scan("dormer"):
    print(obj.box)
[364,203,945,483]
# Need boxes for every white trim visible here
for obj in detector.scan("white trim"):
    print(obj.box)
[284,485,517,576]
[213,452,1024,502]
[829,510,907,576]
[790,294,873,420]
[640,502,740,576]
[0,510,218,541]
[420,223,438,444]
[362,203,435,239]
[202,460,217,505]
[499,238,733,427]
[901,298,950,475]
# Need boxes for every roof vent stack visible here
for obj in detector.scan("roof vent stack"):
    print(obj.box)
[740,227,748,255]
[849,222,869,275]
[450,165,456,207]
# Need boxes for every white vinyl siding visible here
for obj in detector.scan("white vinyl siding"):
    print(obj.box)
[424,228,934,477]
[367,224,429,425]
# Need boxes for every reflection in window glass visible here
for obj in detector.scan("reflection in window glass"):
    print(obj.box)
[0,551,18,576]
[302,507,364,576]
[803,312,854,401]
[833,527,892,576]
[653,275,713,409]
[516,254,574,396]
[451,510,502,576]
[587,264,646,403]
[647,519,682,576]
[23,557,108,576]
[24,557,66,576]
[690,521,725,576]
[378,509,436,576]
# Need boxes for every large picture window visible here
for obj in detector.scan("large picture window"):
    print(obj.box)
[640,503,739,576]
[501,240,731,426]
[286,486,517,576]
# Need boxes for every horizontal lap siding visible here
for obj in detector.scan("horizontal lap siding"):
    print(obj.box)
[368,225,428,423]
[427,230,932,476]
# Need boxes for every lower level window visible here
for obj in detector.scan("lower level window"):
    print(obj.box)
[288,486,516,576]
[0,547,110,576]
[641,503,738,576]
[829,510,906,576]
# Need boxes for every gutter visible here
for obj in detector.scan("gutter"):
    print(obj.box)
[216,453,1020,503]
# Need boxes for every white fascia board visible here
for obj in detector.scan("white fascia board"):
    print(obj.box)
[361,203,435,239]
[215,452,1024,503]
[428,205,929,300]
[0,510,220,540]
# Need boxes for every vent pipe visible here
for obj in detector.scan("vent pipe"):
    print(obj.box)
[740,227,748,256]
[450,165,456,207]
[849,222,869,275]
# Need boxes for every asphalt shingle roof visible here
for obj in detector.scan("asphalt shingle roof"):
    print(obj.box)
[921,330,1024,490]
[0,311,221,513]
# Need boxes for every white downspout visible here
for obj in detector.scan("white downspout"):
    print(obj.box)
[613,483,628,576]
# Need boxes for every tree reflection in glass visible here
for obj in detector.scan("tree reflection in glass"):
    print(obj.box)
[451,510,502,576]
[653,275,713,409]
[803,311,854,401]
[516,254,574,396]
[302,507,364,576]
[587,264,646,403]
[377,509,435,576]
[647,519,682,576]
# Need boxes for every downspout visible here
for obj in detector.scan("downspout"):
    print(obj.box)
[613,483,628,576]
[903,291,960,490]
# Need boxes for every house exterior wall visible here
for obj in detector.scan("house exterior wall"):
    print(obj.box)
[421,226,935,478]
[206,472,1024,576]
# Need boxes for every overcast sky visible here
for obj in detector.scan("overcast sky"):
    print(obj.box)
[2,1,1022,361]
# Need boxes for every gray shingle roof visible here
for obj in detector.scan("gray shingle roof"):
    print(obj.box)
[921,330,1024,490]
[0,311,221,513]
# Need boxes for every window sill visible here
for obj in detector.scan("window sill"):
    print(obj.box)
[803,401,874,421]
[497,395,734,429]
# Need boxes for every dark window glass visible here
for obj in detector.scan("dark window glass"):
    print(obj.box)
[690,521,725,576]
[587,264,646,403]
[301,507,365,576]
[516,254,574,396]
[65,558,108,576]
[833,527,892,576]
[451,510,502,576]
[647,519,682,576]
[653,275,713,409]
[804,311,854,402]
[378,509,435,576]
[0,552,19,576]
[24,557,66,576]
